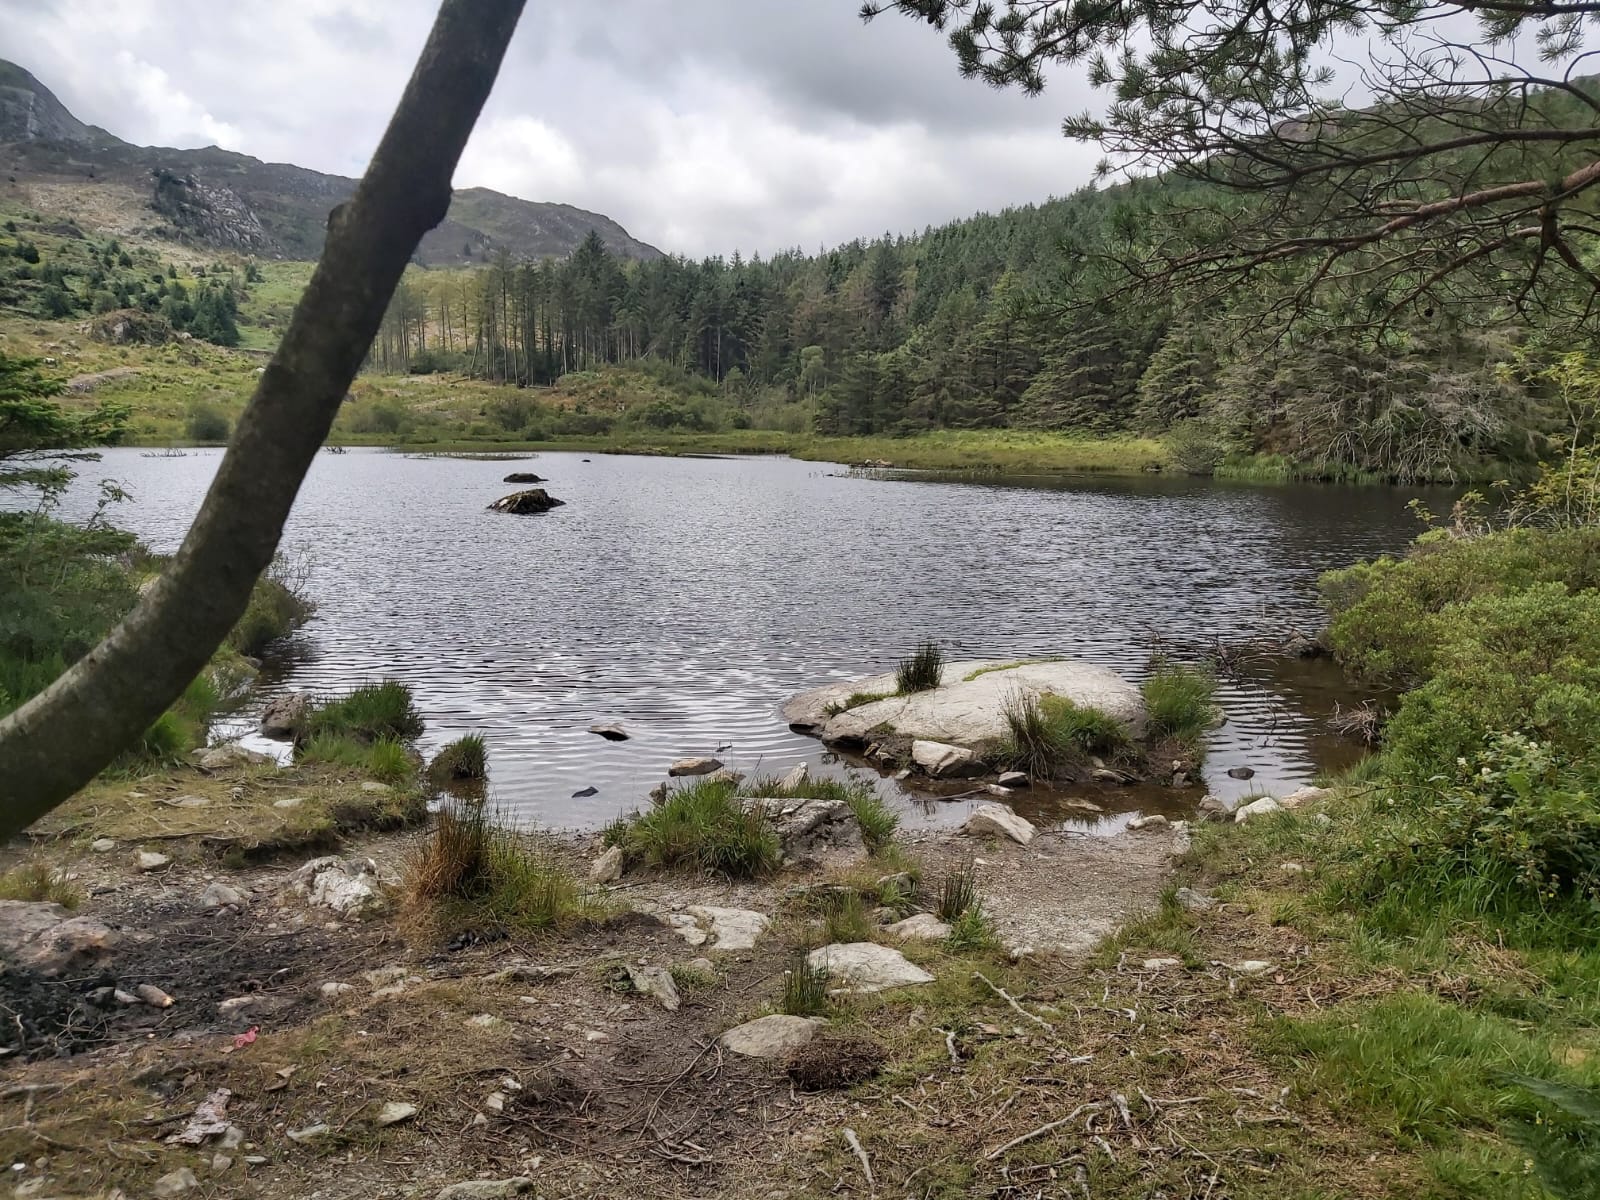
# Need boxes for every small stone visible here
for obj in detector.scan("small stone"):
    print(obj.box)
[706,767,745,786]
[961,803,1036,846]
[286,1123,330,1144]
[1230,960,1274,975]
[779,762,809,791]
[1234,796,1283,823]
[1143,957,1182,972]
[685,905,770,951]
[217,996,255,1016]
[90,837,116,853]
[201,882,244,909]
[876,871,915,896]
[210,1154,234,1173]
[985,783,1015,797]
[466,1013,503,1029]
[807,942,935,993]
[484,1092,507,1114]
[624,964,681,1011]
[688,957,715,975]
[360,781,392,794]
[136,850,171,872]
[364,966,409,988]
[667,757,723,777]
[135,983,174,1007]
[584,1029,610,1043]
[273,797,306,810]
[153,1167,199,1196]
[243,1156,267,1166]
[997,771,1030,789]
[434,1179,535,1200]
[720,1014,824,1059]
[1280,861,1306,874]
[260,692,311,739]
[197,743,274,771]
[588,723,629,741]
[911,739,980,778]
[1227,766,1256,780]
[884,912,951,941]
[589,845,624,885]
[1126,814,1170,832]
[220,1126,245,1150]
[1197,795,1231,821]
[1176,887,1216,912]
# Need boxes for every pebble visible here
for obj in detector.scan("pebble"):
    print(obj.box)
[375,1101,418,1127]
[201,882,245,909]
[273,797,306,810]
[286,1122,331,1144]
[320,981,354,1000]
[1126,814,1170,831]
[136,850,172,872]
[1143,957,1182,972]
[153,1167,199,1196]
[1230,960,1274,975]
[90,838,116,853]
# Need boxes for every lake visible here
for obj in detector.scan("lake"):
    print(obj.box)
[41,448,1431,831]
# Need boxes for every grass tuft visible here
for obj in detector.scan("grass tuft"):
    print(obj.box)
[936,860,980,922]
[0,862,81,908]
[820,890,875,943]
[895,641,945,694]
[998,692,1131,777]
[303,680,424,746]
[842,785,900,854]
[615,778,780,879]
[781,948,831,1017]
[1141,660,1218,744]
[428,732,488,782]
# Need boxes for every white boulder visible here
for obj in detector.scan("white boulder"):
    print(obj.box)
[911,739,981,778]
[807,942,934,993]
[720,1014,824,1059]
[962,803,1036,846]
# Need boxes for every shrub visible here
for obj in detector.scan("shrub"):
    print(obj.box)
[227,554,313,656]
[935,860,980,921]
[366,738,414,785]
[947,905,999,951]
[1503,1075,1600,1198]
[303,680,424,745]
[895,641,944,693]
[184,401,230,443]
[618,778,780,878]
[1141,661,1218,745]
[429,733,488,782]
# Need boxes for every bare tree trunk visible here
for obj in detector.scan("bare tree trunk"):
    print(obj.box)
[0,0,527,836]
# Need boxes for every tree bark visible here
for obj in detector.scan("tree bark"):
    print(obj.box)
[0,0,527,837]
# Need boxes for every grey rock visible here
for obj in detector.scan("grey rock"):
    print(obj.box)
[273,796,306,810]
[961,803,1036,846]
[684,905,769,951]
[1143,957,1183,972]
[288,856,386,917]
[997,771,1030,789]
[0,901,122,978]
[1176,887,1216,912]
[375,1101,418,1126]
[487,488,564,515]
[1234,796,1283,824]
[90,837,116,852]
[153,1167,200,1196]
[911,739,980,778]
[1279,785,1333,810]
[196,743,273,771]
[884,912,951,941]
[259,692,310,739]
[286,1122,331,1144]
[1125,814,1170,832]
[136,850,171,872]
[807,942,935,993]
[719,1014,824,1059]
[1227,766,1256,780]
[201,882,245,909]
[1197,795,1231,822]
[667,757,723,777]
[360,781,392,794]
[746,795,859,859]
[624,964,681,1011]
[588,722,629,741]
[589,845,624,885]
[779,762,809,791]
[1230,960,1274,975]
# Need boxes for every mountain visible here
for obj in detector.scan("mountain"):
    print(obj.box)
[0,60,662,264]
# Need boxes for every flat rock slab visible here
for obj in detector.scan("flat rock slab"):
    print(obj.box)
[720,1014,824,1059]
[668,757,723,777]
[784,659,1144,746]
[912,739,981,778]
[807,942,934,993]
[885,912,951,941]
[673,905,770,951]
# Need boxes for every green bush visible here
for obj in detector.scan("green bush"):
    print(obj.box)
[781,949,830,1017]
[617,777,779,878]
[227,555,313,656]
[184,401,230,443]
[842,785,899,854]
[429,732,488,782]
[895,641,944,693]
[1140,661,1217,745]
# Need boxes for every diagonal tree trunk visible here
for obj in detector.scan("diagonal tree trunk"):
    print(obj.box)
[0,0,527,838]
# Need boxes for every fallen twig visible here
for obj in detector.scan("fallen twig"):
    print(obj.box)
[843,1126,874,1192]
[973,971,1051,1031]
[984,1103,1104,1161]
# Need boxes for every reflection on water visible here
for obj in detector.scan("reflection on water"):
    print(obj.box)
[39,449,1433,830]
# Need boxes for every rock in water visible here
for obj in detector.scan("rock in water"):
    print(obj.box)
[720,1014,823,1059]
[997,770,1030,789]
[259,692,310,739]
[911,739,981,778]
[487,489,564,515]
[961,803,1036,846]
[1227,766,1256,780]
[570,786,599,798]
[588,722,629,741]
[667,757,722,777]
[807,942,934,993]
[502,472,545,484]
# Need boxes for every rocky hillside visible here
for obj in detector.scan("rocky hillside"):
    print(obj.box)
[0,60,661,264]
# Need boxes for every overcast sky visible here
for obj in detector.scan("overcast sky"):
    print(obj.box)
[0,0,1108,257]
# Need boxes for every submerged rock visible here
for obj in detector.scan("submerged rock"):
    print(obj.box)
[587,722,629,742]
[667,757,722,777]
[807,942,934,993]
[487,488,565,515]
[502,472,545,484]
[997,770,1030,789]
[961,803,1036,846]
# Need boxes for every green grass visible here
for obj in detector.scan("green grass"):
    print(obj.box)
[946,905,1000,952]
[615,777,780,878]
[819,890,875,943]
[895,641,945,694]
[961,657,1066,681]
[428,733,488,782]
[824,689,894,716]
[997,692,1132,777]
[794,429,1170,474]
[228,555,314,657]
[781,949,831,1017]
[1140,661,1218,745]
[302,680,424,745]
[935,860,980,922]
[297,732,416,785]
[842,786,900,854]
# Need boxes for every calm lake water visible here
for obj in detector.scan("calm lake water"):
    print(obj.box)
[40,448,1432,831]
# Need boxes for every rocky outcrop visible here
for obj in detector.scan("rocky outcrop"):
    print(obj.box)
[746,796,860,860]
[488,488,565,515]
[785,659,1146,746]
[86,309,174,346]
[0,900,122,978]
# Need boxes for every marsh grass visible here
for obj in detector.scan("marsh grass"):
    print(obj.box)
[617,778,780,878]
[998,692,1131,777]
[781,949,831,1017]
[935,860,980,922]
[303,680,424,746]
[428,733,488,782]
[228,554,314,657]
[842,786,899,854]
[820,890,875,943]
[1140,661,1218,745]
[947,905,999,951]
[824,689,894,716]
[408,801,590,935]
[896,641,945,694]
[0,862,80,908]
[298,732,415,785]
